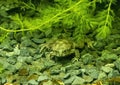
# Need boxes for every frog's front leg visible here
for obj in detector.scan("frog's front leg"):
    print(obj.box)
[46,52,51,60]
[72,49,80,62]
[46,52,55,60]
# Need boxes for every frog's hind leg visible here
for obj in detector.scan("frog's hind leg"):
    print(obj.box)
[72,49,80,62]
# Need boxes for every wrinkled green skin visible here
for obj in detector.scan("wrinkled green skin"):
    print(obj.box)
[40,39,80,62]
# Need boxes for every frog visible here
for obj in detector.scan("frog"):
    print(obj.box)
[39,39,80,62]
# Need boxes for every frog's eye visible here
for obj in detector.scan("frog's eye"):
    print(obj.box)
[63,50,68,53]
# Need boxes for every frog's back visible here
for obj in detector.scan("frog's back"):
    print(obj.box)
[51,39,73,51]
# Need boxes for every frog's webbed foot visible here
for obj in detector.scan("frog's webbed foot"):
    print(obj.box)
[72,57,79,63]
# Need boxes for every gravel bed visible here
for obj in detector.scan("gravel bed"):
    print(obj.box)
[0,36,120,85]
